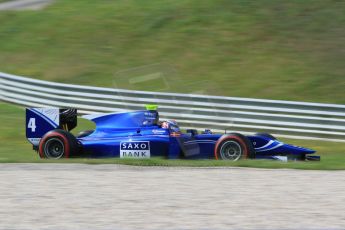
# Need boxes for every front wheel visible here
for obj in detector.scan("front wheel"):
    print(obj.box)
[39,129,78,159]
[214,133,255,161]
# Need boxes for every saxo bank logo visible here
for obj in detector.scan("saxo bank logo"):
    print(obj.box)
[120,141,150,158]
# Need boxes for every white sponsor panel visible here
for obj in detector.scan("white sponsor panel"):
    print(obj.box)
[152,129,167,134]
[28,138,41,146]
[272,156,288,162]
[120,141,150,158]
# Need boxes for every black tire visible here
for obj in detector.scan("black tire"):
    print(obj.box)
[77,130,94,138]
[215,133,255,161]
[39,129,79,159]
[255,132,276,140]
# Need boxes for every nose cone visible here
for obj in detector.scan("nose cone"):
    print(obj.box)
[286,144,316,154]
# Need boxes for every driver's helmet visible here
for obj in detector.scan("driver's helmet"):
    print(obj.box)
[161,120,178,130]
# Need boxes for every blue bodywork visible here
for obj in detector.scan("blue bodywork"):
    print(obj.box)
[76,109,318,161]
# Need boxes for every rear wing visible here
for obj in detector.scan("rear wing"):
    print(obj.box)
[26,108,77,146]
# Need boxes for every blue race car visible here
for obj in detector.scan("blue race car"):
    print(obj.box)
[25,106,319,161]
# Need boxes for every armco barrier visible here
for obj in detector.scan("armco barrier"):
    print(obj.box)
[1,72,345,142]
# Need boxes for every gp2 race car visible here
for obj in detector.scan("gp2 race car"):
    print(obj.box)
[25,106,320,161]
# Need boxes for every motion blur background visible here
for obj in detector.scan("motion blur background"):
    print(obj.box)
[0,0,344,102]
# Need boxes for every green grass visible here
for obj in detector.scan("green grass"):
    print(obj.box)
[1,102,345,169]
[0,0,344,103]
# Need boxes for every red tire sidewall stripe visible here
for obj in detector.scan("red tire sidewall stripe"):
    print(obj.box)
[214,135,248,160]
[39,132,70,158]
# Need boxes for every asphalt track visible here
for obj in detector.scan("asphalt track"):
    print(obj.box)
[0,164,345,230]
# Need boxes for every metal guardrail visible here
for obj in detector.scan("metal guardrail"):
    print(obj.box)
[1,72,345,142]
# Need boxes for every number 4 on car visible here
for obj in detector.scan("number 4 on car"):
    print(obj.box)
[27,118,36,132]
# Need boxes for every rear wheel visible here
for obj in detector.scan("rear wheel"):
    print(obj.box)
[215,133,255,161]
[44,138,65,159]
[39,129,78,159]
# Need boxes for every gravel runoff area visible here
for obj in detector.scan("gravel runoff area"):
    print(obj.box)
[0,164,345,230]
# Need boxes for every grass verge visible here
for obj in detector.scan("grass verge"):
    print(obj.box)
[1,102,345,169]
